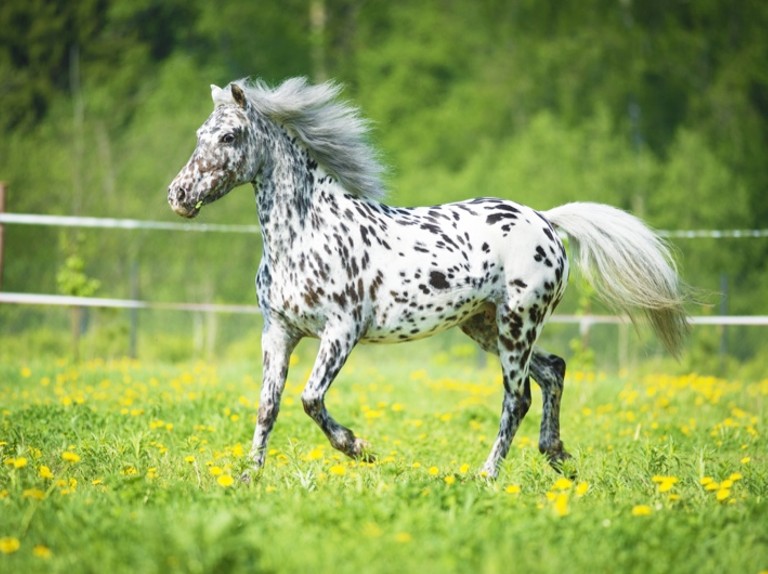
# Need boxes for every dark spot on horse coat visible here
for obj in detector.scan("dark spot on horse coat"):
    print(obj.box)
[429,271,450,290]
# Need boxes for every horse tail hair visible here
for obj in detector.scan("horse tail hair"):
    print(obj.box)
[543,201,689,358]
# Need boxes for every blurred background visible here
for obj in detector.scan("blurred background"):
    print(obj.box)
[0,0,766,374]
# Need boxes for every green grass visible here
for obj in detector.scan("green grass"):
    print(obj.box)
[1,343,766,573]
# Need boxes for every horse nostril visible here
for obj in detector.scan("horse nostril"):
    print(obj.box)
[169,186,188,204]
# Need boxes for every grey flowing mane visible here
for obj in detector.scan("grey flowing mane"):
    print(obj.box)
[234,77,386,201]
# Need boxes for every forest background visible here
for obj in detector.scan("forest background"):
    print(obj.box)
[0,0,766,372]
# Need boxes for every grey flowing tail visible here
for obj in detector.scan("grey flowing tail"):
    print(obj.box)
[543,202,689,357]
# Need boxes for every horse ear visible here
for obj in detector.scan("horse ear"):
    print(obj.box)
[211,84,227,107]
[231,84,248,109]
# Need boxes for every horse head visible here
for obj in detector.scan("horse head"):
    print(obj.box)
[168,83,265,218]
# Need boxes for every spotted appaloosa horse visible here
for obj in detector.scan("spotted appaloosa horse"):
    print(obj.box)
[168,78,688,480]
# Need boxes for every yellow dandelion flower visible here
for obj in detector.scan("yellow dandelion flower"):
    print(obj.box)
[631,505,653,516]
[61,451,80,464]
[8,457,28,469]
[0,490,8,499]
[444,475,456,486]
[328,464,346,476]
[716,488,731,502]
[33,545,52,559]
[394,532,412,543]
[505,484,521,495]
[428,466,440,476]
[208,466,224,477]
[122,466,138,476]
[459,463,471,474]
[23,488,46,500]
[306,447,324,461]
[704,481,720,492]
[20,366,32,378]
[700,476,714,486]
[217,475,235,487]
[411,462,422,469]
[657,478,678,493]
[729,472,743,482]
[184,455,196,464]
[0,537,21,554]
[38,465,54,480]
[552,477,573,491]
[740,456,751,464]
[575,482,590,497]
[552,493,570,517]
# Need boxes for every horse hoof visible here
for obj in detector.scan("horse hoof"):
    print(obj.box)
[239,468,262,484]
[352,438,376,462]
[547,451,576,479]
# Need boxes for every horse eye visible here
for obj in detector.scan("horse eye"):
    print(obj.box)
[220,133,236,144]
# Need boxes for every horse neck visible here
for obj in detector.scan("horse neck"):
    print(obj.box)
[254,120,319,260]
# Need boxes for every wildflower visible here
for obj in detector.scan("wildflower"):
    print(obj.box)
[428,466,440,476]
[217,475,235,487]
[552,493,570,517]
[38,465,54,480]
[552,477,573,491]
[575,482,590,497]
[0,537,21,554]
[631,505,653,516]
[444,475,456,486]
[184,455,196,464]
[33,545,52,559]
[208,466,224,477]
[21,366,32,378]
[729,472,743,482]
[394,532,412,543]
[306,446,324,461]
[458,463,470,474]
[5,457,28,469]
[652,475,678,493]
[716,488,731,502]
[61,451,81,464]
[23,488,46,500]
[505,484,521,495]
[328,464,346,477]
[740,456,751,465]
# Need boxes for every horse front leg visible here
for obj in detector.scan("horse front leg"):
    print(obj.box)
[243,322,298,482]
[301,327,372,461]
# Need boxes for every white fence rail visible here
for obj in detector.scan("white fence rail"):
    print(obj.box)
[2,291,768,329]
[2,212,768,329]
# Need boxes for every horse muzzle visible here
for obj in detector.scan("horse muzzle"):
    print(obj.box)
[167,184,202,219]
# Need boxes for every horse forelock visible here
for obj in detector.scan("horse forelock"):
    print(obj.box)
[231,77,386,201]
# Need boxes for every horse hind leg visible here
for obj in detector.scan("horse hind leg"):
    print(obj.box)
[480,303,540,479]
[461,308,572,473]
[530,350,573,472]
[300,329,373,461]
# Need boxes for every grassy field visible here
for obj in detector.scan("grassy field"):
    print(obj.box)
[1,341,766,574]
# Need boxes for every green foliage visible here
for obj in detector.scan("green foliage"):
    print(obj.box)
[56,234,100,298]
[1,0,767,361]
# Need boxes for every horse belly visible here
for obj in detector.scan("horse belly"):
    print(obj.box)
[361,280,495,343]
